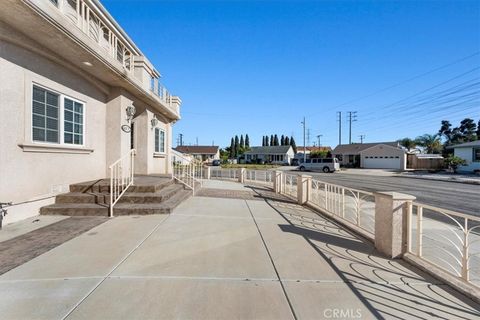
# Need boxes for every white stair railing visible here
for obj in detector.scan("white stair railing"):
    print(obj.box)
[171,152,203,195]
[109,149,136,217]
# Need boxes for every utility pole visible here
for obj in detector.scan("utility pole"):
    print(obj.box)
[317,134,323,147]
[347,111,357,144]
[301,117,306,163]
[359,134,365,144]
[307,129,311,146]
[337,112,342,145]
[196,137,198,145]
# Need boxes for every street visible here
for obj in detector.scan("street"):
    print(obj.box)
[283,170,480,216]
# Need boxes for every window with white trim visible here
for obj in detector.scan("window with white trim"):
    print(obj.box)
[32,85,85,146]
[154,128,165,153]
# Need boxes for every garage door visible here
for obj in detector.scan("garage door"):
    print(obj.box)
[363,156,401,169]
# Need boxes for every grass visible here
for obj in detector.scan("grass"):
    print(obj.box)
[220,164,281,170]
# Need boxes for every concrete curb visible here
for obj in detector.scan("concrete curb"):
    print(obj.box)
[395,174,480,185]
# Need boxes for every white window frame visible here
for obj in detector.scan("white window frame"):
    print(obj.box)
[154,127,166,154]
[31,83,86,148]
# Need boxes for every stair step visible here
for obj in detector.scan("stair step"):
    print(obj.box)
[56,192,108,204]
[69,177,174,193]
[118,184,184,204]
[40,203,108,216]
[114,189,192,215]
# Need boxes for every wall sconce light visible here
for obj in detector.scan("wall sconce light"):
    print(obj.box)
[126,105,136,123]
[151,115,159,129]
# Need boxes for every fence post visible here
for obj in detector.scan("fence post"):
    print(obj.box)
[297,174,311,205]
[273,171,283,194]
[238,168,245,183]
[204,166,211,180]
[373,192,416,258]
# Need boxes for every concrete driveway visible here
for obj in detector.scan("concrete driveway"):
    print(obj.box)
[0,181,479,319]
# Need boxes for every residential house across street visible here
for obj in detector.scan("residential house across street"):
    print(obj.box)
[447,140,480,173]
[174,145,220,163]
[242,145,294,165]
[332,142,406,170]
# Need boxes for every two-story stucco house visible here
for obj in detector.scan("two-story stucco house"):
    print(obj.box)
[0,0,181,223]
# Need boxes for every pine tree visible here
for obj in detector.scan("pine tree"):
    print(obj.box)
[245,134,250,148]
[270,135,274,146]
[265,135,270,146]
[229,137,235,158]
[477,120,480,139]
[234,135,239,157]
[280,135,285,145]
[273,134,279,146]
[290,136,297,153]
[240,135,245,149]
[285,136,290,145]
[262,136,265,146]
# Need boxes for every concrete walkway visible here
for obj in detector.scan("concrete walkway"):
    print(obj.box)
[0,180,479,319]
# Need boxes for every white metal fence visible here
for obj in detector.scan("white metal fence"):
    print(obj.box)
[309,178,376,236]
[244,170,274,186]
[281,173,298,199]
[408,202,480,288]
[109,149,136,217]
[210,168,239,180]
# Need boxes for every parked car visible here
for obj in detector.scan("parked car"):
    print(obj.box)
[211,160,221,166]
[298,158,340,173]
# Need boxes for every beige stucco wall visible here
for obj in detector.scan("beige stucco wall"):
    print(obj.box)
[0,40,108,223]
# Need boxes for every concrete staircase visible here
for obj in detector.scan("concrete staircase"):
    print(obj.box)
[40,176,194,216]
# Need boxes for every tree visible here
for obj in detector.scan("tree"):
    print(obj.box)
[444,155,467,173]
[245,134,250,148]
[234,135,239,157]
[270,135,274,146]
[265,135,269,146]
[398,138,416,152]
[284,136,290,145]
[459,118,477,142]
[415,134,442,154]
[280,135,285,145]
[477,120,480,138]
[229,138,235,158]
[290,136,297,153]
[240,135,245,149]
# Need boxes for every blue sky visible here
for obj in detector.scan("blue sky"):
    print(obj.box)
[102,0,480,148]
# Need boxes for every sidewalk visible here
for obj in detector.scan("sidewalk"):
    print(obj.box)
[399,171,480,185]
[0,180,479,319]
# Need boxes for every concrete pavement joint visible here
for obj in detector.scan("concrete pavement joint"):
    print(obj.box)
[245,200,298,320]
[61,215,171,320]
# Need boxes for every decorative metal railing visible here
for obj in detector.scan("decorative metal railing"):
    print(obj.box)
[309,178,376,236]
[210,168,239,180]
[109,149,136,217]
[407,202,480,288]
[281,173,298,199]
[244,170,274,186]
[172,153,203,194]
[58,0,134,71]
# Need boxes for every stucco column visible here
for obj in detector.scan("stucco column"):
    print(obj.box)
[297,174,311,205]
[273,171,283,193]
[374,191,416,258]
[238,168,245,183]
[105,88,134,177]
[204,167,211,180]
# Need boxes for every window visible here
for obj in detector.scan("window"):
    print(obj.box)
[323,158,333,163]
[64,98,84,145]
[155,128,165,153]
[32,86,59,143]
[474,148,480,162]
[32,85,85,146]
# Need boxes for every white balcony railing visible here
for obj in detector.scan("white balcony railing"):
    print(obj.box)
[407,202,480,288]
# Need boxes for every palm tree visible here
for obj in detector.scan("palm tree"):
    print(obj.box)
[398,138,416,152]
[415,134,442,154]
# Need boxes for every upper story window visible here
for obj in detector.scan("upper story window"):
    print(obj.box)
[154,128,165,153]
[32,85,85,146]
[49,0,59,5]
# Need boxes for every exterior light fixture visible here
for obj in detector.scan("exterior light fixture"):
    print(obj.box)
[151,115,159,129]
[122,105,136,133]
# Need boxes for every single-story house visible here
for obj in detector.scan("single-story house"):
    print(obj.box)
[332,142,406,170]
[243,146,295,165]
[174,146,220,163]
[171,148,193,165]
[447,140,480,173]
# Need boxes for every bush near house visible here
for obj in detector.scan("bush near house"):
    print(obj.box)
[310,150,332,158]
[444,155,467,173]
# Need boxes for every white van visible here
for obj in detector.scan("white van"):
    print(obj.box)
[298,158,340,173]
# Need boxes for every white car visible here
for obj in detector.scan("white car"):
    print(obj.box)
[298,158,340,173]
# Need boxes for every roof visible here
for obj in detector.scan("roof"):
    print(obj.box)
[296,146,332,152]
[244,146,293,155]
[174,146,219,154]
[446,140,480,149]
[332,142,400,155]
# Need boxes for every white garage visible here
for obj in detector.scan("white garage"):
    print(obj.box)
[360,144,406,170]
